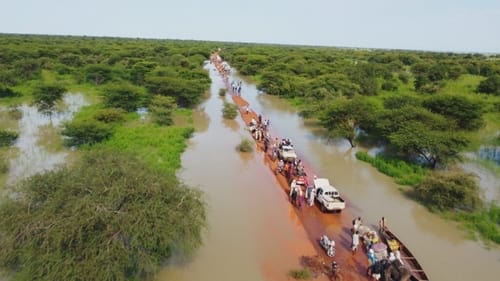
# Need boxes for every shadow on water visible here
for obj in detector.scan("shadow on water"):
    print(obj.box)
[7,93,88,184]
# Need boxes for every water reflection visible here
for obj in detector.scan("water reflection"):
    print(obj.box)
[7,93,88,184]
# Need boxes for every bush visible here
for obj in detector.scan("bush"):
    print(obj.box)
[149,95,177,126]
[222,102,238,119]
[0,130,18,147]
[0,86,20,98]
[477,75,500,95]
[94,108,126,123]
[413,169,483,211]
[236,138,253,153]
[452,205,500,244]
[0,149,207,281]
[219,88,227,96]
[102,83,144,112]
[381,80,398,91]
[288,268,312,280]
[62,120,114,146]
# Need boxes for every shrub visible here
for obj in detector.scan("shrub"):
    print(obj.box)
[288,268,312,280]
[381,80,398,91]
[219,88,227,96]
[62,120,114,146]
[94,108,126,123]
[0,130,18,147]
[477,75,500,95]
[413,169,483,211]
[222,102,238,119]
[236,138,253,153]
[102,83,144,112]
[0,86,20,98]
[149,95,177,126]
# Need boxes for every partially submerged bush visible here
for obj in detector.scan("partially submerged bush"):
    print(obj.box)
[0,130,18,147]
[413,169,483,211]
[236,138,253,153]
[288,268,312,280]
[62,120,114,146]
[219,88,227,96]
[94,108,126,123]
[222,102,238,119]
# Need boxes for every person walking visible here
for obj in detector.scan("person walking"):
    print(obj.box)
[379,217,387,233]
[352,230,360,253]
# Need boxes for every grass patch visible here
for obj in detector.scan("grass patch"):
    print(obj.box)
[101,125,194,175]
[288,268,312,280]
[356,151,427,185]
[236,138,254,153]
[447,204,500,245]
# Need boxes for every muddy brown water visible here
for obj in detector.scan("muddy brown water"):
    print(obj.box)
[157,64,500,281]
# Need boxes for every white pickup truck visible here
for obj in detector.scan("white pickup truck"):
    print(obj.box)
[278,145,297,162]
[314,178,346,212]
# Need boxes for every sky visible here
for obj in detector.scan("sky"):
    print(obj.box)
[1,0,499,53]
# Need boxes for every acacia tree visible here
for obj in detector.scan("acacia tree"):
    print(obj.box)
[149,95,177,126]
[0,149,206,281]
[319,96,379,147]
[32,83,66,113]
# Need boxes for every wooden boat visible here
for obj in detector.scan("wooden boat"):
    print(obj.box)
[380,228,430,281]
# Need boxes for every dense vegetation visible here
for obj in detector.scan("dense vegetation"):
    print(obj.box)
[219,44,500,243]
[0,34,217,280]
[0,149,206,281]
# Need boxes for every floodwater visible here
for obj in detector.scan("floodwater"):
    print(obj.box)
[159,63,500,281]
[7,93,88,184]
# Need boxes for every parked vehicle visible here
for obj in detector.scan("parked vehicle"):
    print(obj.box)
[319,234,336,257]
[278,145,297,162]
[314,178,346,212]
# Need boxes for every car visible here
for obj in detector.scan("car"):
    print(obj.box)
[278,145,297,162]
[314,177,346,212]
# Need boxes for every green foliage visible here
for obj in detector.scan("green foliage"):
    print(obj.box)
[413,169,483,211]
[451,204,500,244]
[149,95,177,126]
[0,149,206,281]
[222,102,238,120]
[102,83,144,112]
[355,151,426,185]
[84,64,113,85]
[320,96,380,147]
[423,94,484,130]
[94,108,126,123]
[388,122,469,168]
[62,120,115,146]
[288,268,312,280]
[381,80,398,91]
[0,130,18,147]
[0,86,21,98]
[32,83,66,112]
[477,75,500,95]
[218,88,227,96]
[102,126,192,175]
[236,138,254,153]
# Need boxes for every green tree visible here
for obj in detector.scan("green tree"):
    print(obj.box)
[222,102,239,119]
[320,96,379,147]
[102,83,144,112]
[423,94,484,130]
[85,64,112,85]
[389,121,469,168]
[32,83,66,112]
[477,75,500,95]
[149,95,177,126]
[0,149,206,281]
[62,120,114,146]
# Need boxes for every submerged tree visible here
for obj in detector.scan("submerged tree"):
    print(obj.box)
[0,149,207,281]
[32,83,66,113]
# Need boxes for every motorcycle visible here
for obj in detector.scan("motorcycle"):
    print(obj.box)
[319,235,336,257]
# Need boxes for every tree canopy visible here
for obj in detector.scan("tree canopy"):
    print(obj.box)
[0,149,206,281]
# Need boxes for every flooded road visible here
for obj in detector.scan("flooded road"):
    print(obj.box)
[157,64,322,281]
[159,62,500,281]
